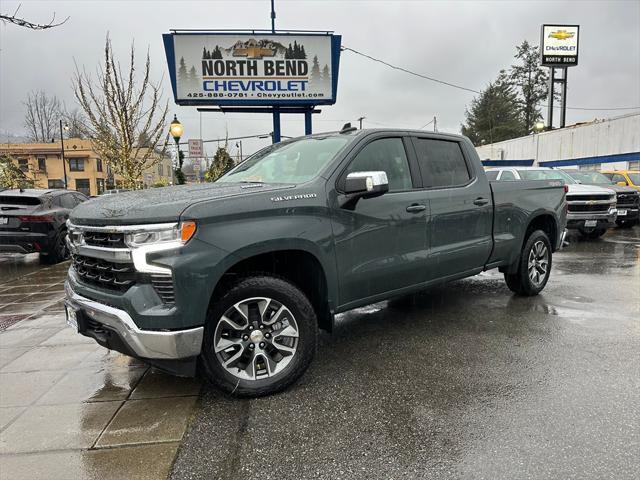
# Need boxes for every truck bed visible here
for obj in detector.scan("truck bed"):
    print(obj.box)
[487,180,567,267]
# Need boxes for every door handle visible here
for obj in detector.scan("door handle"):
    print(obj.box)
[473,197,489,206]
[406,204,427,213]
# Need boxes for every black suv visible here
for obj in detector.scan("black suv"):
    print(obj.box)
[0,188,88,263]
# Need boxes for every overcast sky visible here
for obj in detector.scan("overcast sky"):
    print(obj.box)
[1,0,638,158]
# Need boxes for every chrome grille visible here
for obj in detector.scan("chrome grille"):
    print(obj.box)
[82,231,127,248]
[150,274,175,304]
[566,194,612,202]
[72,254,136,291]
[568,204,612,213]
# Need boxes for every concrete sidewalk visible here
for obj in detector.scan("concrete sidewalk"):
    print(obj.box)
[0,257,201,480]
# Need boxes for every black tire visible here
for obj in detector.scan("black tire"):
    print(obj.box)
[578,227,607,239]
[39,229,69,265]
[504,229,552,296]
[201,275,317,397]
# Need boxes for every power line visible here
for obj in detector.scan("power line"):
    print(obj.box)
[341,45,640,112]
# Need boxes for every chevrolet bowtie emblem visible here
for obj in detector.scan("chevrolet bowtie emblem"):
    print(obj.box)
[549,30,575,40]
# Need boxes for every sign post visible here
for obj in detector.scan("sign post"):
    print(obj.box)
[540,24,580,129]
[163,31,341,142]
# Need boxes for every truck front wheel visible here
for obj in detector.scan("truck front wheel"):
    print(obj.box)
[201,275,317,397]
[504,230,552,296]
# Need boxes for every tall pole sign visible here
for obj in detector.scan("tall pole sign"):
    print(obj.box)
[541,24,580,129]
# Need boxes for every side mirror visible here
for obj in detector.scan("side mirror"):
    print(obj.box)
[617,181,627,187]
[344,171,389,198]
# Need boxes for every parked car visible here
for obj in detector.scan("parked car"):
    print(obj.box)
[0,188,88,263]
[487,167,617,239]
[601,170,640,193]
[101,189,132,195]
[65,128,567,397]
[561,170,639,228]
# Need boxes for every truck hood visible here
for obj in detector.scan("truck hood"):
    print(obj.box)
[69,182,293,226]
[576,183,637,194]
[566,183,615,196]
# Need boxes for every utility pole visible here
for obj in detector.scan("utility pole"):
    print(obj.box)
[433,116,437,133]
[59,120,68,189]
[357,116,365,129]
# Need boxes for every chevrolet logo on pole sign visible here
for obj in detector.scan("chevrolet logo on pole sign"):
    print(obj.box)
[541,24,580,67]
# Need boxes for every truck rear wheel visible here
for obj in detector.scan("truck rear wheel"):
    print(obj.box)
[201,275,317,397]
[504,230,552,296]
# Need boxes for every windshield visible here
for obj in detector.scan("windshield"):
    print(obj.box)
[517,169,576,183]
[628,173,640,185]
[219,136,350,184]
[565,171,612,184]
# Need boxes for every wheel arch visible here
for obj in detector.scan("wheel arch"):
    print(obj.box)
[208,241,335,332]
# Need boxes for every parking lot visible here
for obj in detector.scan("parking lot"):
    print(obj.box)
[1,227,638,480]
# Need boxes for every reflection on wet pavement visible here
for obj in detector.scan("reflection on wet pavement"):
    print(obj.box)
[0,254,201,480]
[171,227,640,480]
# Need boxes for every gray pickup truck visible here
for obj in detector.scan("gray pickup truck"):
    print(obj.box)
[65,128,567,396]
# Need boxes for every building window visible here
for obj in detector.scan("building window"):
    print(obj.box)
[97,178,105,195]
[18,158,29,172]
[75,178,90,196]
[96,158,103,172]
[69,157,85,171]
[158,163,164,176]
[37,156,46,172]
[48,179,65,189]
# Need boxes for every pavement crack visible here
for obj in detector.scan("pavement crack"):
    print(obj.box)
[226,399,251,477]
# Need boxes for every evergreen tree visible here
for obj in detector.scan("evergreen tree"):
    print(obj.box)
[205,146,235,182]
[285,43,293,59]
[461,77,526,146]
[508,40,549,133]
[202,47,209,59]
[212,46,223,59]
[188,65,198,88]
[322,64,330,82]
[310,55,321,83]
[300,45,306,59]
[178,57,188,85]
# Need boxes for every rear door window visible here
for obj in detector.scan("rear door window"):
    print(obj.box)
[485,170,499,181]
[413,138,471,188]
[59,194,77,209]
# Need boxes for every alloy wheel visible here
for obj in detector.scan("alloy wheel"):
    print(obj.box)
[527,240,549,287]
[213,297,299,380]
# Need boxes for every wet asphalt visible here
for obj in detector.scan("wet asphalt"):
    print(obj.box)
[171,227,640,480]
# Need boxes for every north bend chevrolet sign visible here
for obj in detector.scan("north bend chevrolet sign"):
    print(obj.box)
[163,32,342,106]
[540,24,580,67]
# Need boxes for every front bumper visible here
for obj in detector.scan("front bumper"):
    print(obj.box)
[65,281,203,361]
[566,209,617,230]
[615,206,639,222]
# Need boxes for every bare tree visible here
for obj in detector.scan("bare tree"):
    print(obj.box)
[24,90,61,142]
[73,37,169,189]
[1,4,69,30]
[61,107,86,139]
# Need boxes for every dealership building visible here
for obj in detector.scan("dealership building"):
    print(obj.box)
[476,112,640,171]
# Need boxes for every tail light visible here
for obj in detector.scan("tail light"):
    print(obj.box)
[564,185,569,194]
[17,215,54,223]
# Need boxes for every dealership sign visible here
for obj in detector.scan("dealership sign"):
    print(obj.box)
[540,24,579,67]
[163,33,342,106]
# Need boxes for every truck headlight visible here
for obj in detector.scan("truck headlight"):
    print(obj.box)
[125,221,197,248]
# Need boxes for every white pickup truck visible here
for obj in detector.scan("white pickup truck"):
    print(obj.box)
[486,167,617,239]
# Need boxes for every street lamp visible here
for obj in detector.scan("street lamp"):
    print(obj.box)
[169,115,184,184]
[59,120,69,189]
[534,121,545,133]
